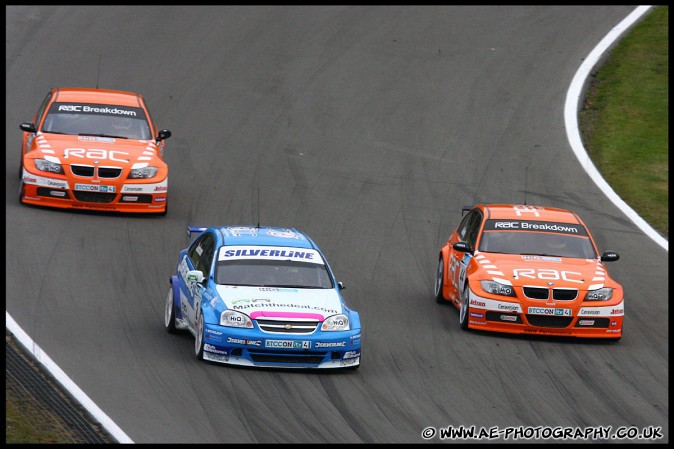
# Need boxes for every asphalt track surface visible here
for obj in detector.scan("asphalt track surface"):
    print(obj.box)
[6,5,668,444]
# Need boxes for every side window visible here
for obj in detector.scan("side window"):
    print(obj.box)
[458,210,480,242]
[187,233,208,268]
[35,91,53,129]
[457,212,473,241]
[196,235,216,277]
[465,210,483,248]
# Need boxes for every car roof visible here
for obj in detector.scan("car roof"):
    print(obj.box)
[216,226,315,249]
[52,87,144,107]
[480,204,582,224]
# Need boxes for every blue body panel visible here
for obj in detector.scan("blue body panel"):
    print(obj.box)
[170,226,361,369]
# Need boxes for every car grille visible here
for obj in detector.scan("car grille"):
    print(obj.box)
[70,165,122,178]
[522,287,578,301]
[256,319,319,334]
[71,165,95,176]
[246,349,327,365]
[72,191,117,203]
[98,167,122,178]
[525,315,573,328]
[523,286,549,299]
[552,288,578,300]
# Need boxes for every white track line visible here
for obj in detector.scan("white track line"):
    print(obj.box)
[5,312,134,443]
[5,7,666,445]
[564,5,668,251]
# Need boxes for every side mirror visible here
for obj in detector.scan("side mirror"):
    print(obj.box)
[20,122,36,133]
[157,129,172,141]
[186,270,204,284]
[337,281,345,290]
[600,251,620,262]
[453,241,473,254]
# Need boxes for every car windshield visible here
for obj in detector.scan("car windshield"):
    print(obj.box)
[41,102,152,140]
[478,231,597,259]
[216,259,333,289]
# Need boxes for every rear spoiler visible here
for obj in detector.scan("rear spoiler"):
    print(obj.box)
[187,226,207,238]
[461,205,474,216]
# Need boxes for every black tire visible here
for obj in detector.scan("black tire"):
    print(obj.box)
[164,285,177,334]
[459,283,470,330]
[195,312,205,360]
[434,257,446,303]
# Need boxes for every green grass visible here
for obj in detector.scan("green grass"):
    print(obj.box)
[5,5,668,444]
[579,5,668,236]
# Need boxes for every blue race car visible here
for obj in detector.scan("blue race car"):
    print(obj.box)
[165,226,361,369]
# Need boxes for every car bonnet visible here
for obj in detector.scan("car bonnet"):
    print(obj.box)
[474,252,610,290]
[29,132,162,167]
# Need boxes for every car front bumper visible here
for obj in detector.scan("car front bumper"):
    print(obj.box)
[201,324,361,368]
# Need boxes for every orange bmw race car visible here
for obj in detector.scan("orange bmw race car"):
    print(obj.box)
[434,204,623,340]
[19,87,172,214]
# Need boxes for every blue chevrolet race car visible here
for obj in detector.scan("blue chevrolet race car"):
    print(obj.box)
[165,226,361,369]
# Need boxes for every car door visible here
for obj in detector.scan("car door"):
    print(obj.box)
[182,232,215,330]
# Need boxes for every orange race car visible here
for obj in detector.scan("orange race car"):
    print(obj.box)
[434,204,623,340]
[18,87,172,214]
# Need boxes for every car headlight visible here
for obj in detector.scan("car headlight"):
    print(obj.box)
[220,310,253,328]
[584,287,613,301]
[128,166,158,179]
[34,158,64,174]
[480,280,516,297]
[321,314,350,331]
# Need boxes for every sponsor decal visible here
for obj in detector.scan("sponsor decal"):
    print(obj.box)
[610,308,624,315]
[343,350,360,359]
[469,311,484,319]
[50,190,66,197]
[265,340,311,349]
[233,302,338,315]
[315,341,346,348]
[122,196,138,202]
[204,352,229,362]
[204,343,228,355]
[578,319,595,326]
[497,303,520,312]
[524,329,572,336]
[266,229,299,239]
[220,246,319,262]
[54,103,141,117]
[74,183,116,193]
[521,255,561,262]
[78,136,115,143]
[606,329,621,333]
[499,314,518,322]
[513,268,583,283]
[154,186,167,192]
[483,219,588,236]
[527,307,572,316]
[205,329,223,336]
[469,299,486,307]
[64,148,129,162]
[154,197,166,202]
[340,358,359,366]
[579,309,600,315]
[226,337,262,346]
